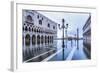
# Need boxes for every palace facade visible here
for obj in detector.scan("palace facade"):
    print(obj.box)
[22,10,57,62]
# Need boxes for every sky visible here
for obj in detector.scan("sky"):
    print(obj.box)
[37,10,90,38]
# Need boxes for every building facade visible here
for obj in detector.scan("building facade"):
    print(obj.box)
[83,15,91,59]
[22,10,57,62]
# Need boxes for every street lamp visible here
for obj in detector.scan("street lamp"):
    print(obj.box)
[77,28,79,49]
[74,34,76,46]
[58,18,68,48]
[58,18,68,60]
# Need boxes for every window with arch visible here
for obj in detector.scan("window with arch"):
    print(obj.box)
[45,36,47,44]
[37,15,39,19]
[41,35,44,44]
[32,28,34,32]
[39,19,42,25]
[50,36,51,43]
[52,36,53,43]
[36,29,38,33]
[37,35,40,45]
[29,27,31,31]
[23,36,24,46]
[46,36,48,44]
[25,34,30,46]
[53,26,55,29]
[23,27,24,31]
[26,15,33,22]
[42,17,43,20]
[25,26,28,31]
[48,36,49,44]
[48,23,50,28]
[32,35,36,45]
[34,28,36,32]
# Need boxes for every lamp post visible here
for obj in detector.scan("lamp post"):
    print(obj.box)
[77,28,79,49]
[58,18,68,60]
[74,34,76,46]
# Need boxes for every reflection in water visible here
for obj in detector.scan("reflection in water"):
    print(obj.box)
[49,39,90,61]
[24,39,90,62]
[26,40,89,62]
[24,46,57,62]
[72,40,87,60]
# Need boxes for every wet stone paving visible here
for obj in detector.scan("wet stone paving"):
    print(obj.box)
[24,39,90,63]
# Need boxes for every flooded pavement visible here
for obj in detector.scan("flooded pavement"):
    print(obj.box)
[72,40,88,60]
[48,40,88,61]
[25,39,90,63]
[25,47,57,62]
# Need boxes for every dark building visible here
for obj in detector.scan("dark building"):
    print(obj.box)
[83,15,91,59]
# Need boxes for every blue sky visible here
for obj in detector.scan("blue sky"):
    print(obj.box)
[38,11,90,38]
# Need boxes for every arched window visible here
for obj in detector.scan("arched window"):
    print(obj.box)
[23,27,24,31]
[50,36,52,43]
[29,27,31,31]
[32,28,33,32]
[48,23,50,28]
[49,36,51,43]
[41,35,43,44]
[53,26,55,29]
[45,36,47,44]
[25,26,28,31]
[48,36,49,44]
[36,29,38,33]
[52,36,53,43]
[46,36,48,44]
[26,15,33,22]
[34,28,36,32]
[37,35,40,45]
[23,36,24,46]
[42,17,43,20]
[25,34,30,46]
[39,20,42,25]
[37,15,39,19]
[32,35,36,45]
